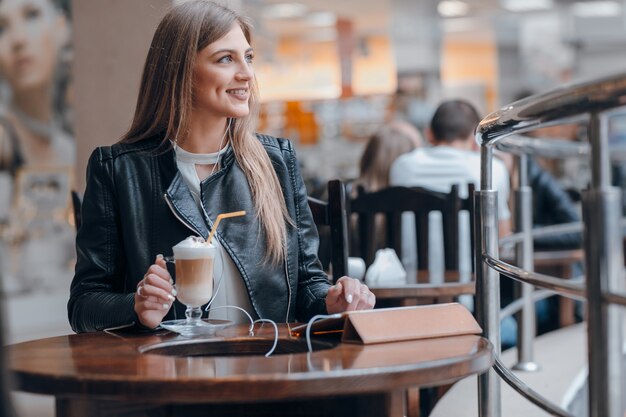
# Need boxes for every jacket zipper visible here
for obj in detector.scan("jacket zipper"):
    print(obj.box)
[163,193,203,237]
[284,253,291,323]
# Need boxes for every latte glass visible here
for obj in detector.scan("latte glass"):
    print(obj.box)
[160,238,220,337]
[173,242,216,323]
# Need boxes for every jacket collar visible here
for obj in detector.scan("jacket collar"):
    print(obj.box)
[165,172,210,240]
[158,142,209,240]
[161,137,237,241]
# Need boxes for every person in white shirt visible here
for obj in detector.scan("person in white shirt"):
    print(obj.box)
[390,100,511,316]
[390,99,511,278]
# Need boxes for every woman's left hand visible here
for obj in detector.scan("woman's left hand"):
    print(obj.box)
[325,276,375,314]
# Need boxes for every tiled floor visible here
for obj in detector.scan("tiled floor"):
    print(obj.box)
[431,323,587,417]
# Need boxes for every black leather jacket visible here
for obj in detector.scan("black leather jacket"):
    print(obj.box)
[68,134,330,332]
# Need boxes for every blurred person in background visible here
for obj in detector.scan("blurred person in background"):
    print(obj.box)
[354,119,422,193]
[390,99,511,275]
[347,120,422,260]
[0,0,72,173]
[499,151,583,337]
[390,99,516,350]
[0,0,74,295]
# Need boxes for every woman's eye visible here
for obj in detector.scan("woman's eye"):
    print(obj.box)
[217,55,233,63]
[245,54,254,64]
[24,6,42,21]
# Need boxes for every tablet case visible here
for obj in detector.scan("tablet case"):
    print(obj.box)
[291,303,481,345]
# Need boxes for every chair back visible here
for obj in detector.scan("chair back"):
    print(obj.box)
[71,190,82,231]
[307,180,349,282]
[349,184,475,282]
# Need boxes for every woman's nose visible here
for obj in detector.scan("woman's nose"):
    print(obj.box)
[9,22,27,51]
[235,62,253,81]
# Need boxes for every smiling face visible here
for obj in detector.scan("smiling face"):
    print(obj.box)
[0,0,67,93]
[192,23,254,121]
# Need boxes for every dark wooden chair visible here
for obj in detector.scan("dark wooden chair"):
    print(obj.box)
[71,190,82,231]
[307,180,349,283]
[349,184,475,417]
[348,184,476,302]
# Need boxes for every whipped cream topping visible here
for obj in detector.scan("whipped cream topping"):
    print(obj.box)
[172,236,216,259]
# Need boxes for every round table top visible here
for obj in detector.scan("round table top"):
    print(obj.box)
[8,324,493,404]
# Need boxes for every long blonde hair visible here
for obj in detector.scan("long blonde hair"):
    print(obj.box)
[357,121,422,192]
[120,0,290,264]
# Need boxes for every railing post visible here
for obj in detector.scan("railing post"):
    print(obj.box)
[583,112,625,417]
[512,154,540,372]
[476,145,501,417]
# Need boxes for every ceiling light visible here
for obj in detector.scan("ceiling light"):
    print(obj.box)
[571,1,621,17]
[501,0,553,12]
[261,3,308,19]
[438,0,470,17]
[305,11,337,27]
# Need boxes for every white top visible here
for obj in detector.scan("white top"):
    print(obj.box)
[390,147,510,217]
[389,146,511,309]
[174,144,257,323]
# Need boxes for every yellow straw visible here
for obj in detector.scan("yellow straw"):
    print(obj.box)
[207,211,246,245]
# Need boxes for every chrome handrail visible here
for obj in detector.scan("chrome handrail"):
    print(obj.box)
[499,288,559,320]
[496,135,589,158]
[499,222,583,248]
[476,72,626,417]
[493,359,575,417]
[496,134,626,161]
[484,255,586,300]
[477,72,626,148]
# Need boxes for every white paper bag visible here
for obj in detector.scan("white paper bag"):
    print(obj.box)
[364,248,407,287]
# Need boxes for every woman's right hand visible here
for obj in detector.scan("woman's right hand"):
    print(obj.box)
[134,254,176,329]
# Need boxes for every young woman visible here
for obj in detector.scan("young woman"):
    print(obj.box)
[68,0,374,333]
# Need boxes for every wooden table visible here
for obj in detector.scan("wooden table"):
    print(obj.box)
[370,271,475,308]
[8,324,493,417]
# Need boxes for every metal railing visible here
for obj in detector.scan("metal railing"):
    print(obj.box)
[475,72,626,417]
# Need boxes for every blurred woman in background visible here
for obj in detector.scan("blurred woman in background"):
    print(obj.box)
[354,120,422,193]
[0,0,72,172]
[0,0,73,294]
[349,120,422,257]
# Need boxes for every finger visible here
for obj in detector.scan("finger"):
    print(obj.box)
[138,299,171,311]
[155,254,166,268]
[337,276,359,304]
[146,263,171,283]
[140,278,175,304]
[326,282,343,302]
[136,285,147,298]
[155,254,174,285]
[144,272,173,292]
[345,291,361,311]
[357,284,375,309]
[355,289,372,310]
[368,292,376,308]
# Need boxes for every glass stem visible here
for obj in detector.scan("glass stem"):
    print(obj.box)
[185,306,203,322]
